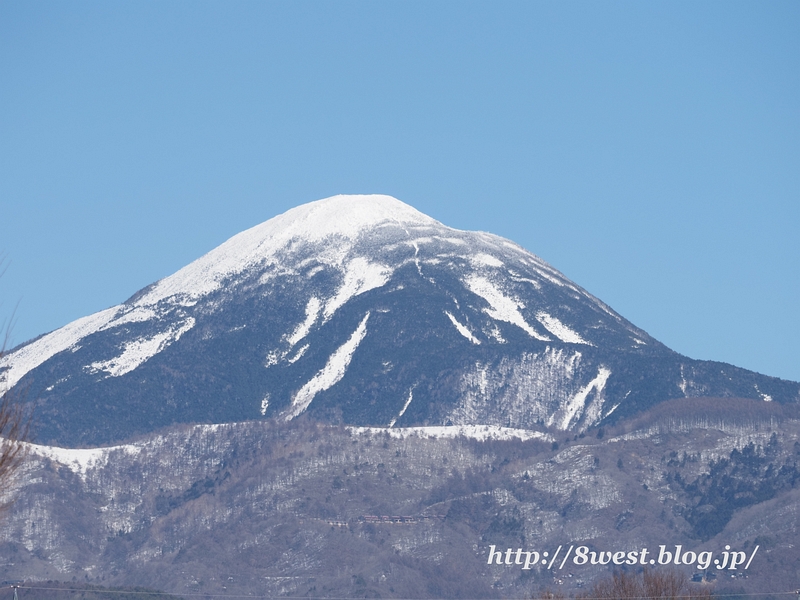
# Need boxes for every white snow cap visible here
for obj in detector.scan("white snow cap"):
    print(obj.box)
[279,194,439,240]
[137,194,440,306]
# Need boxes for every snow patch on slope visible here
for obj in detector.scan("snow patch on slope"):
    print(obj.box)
[0,307,120,389]
[287,297,321,346]
[754,384,773,402]
[389,388,415,427]
[470,253,504,268]
[28,441,142,479]
[445,312,480,344]
[288,344,309,364]
[464,275,550,341]
[105,307,158,327]
[87,318,196,378]
[536,312,592,345]
[549,366,611,430]
[285,312,371,420]
[324,258,391,320]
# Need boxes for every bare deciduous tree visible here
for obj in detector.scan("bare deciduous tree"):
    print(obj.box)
[535,569,713,600]
[0,380,30,498]
[0,262,31,511]
[581,569,713,600]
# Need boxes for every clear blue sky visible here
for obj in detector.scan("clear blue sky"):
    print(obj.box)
[1,1,798,382]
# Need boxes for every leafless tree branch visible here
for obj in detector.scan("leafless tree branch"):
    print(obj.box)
[0,258,31,513]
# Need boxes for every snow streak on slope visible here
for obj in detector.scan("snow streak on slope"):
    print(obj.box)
[389,388,415,428]
[106,307,157,327]
[470,253,504,268]
[0,307,120,389]
[445,312,480,344]
[463,275,550,341]
[549,366,611,430]
[536,312,592,345]
[287,297,321,346]
[323,258,391,320]
[285,313,371,420]
[88,318,196,378]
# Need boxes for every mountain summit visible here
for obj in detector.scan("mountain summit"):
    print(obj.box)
[3,195,798,445]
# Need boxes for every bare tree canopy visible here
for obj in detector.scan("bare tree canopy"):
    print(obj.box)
[535,569,714,600]
[0,382,30,499]
[0,262,31,509]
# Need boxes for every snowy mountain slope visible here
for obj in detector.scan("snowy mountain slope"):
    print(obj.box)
[2,194,798,446]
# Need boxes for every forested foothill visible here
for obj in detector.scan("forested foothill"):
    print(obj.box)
[0,396,797,598]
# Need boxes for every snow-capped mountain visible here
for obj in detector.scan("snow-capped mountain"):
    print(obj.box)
[3,195,798,446]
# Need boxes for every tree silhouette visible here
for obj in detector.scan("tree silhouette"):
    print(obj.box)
[534,569,713,600]
[0,262,31,511]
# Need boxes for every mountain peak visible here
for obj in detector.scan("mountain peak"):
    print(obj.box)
[137,194,440,307]
[282,194,440,237]
[5,195,798,446]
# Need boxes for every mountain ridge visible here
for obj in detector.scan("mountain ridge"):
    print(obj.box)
[2,195,797,446]
[4,405,800,598]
